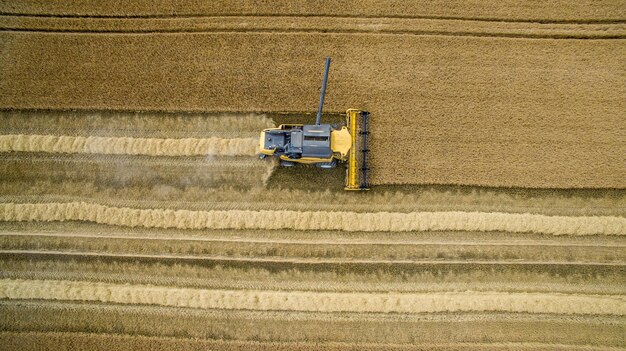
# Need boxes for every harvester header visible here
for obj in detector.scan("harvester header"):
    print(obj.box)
[344,109,370,190]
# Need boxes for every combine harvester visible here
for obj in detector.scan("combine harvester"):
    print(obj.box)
[258,57,370,190]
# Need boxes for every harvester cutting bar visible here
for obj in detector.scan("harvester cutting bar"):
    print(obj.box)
[361,111,370,188]
[345,109,370,191]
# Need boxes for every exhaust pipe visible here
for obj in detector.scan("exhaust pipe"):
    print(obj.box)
[315,57,331,125]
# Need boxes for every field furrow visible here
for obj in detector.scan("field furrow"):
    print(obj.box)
[1,202,624,235]
[6,229,626,246]
[2,278,624,315]
[4,270,623,296]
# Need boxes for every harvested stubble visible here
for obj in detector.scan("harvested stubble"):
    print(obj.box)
[1,278,624,315]
[0,154,275,188]
[3,250,624,293]
[1,202,625,235]
[4,219,624,245]
[0,110,273,138]
[0,134,259,157]
[6,260,625,295]
[3,302,624,346]
[1,25,623,187]
[4,179,624,216]
[1,234,623,264]
[2,331,626,351]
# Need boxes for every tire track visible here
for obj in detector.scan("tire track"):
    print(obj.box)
[3,13,625,23]
[1,202,624,235]
[1,234,623,263]
[5,231,625,247]
[1,15,624,39]
[1,278,624,315]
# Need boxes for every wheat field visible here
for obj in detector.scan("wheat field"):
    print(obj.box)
[0,1,625,350]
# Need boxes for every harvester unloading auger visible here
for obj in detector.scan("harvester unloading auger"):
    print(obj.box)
[258,57,370,190]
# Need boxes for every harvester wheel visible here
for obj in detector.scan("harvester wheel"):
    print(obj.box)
[317,160,337,169]
[280,161,296,167]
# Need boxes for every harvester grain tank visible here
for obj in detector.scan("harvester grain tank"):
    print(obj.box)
[258,57,370,190]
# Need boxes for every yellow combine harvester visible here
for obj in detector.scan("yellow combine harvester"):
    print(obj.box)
[258,58,370,190]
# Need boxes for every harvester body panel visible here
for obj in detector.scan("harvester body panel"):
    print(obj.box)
[259,122,349,163]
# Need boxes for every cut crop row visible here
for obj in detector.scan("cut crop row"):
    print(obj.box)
[1,202,624,235]
[2,278,624,315]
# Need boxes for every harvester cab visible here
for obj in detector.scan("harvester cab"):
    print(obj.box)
[258,57,370,190]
